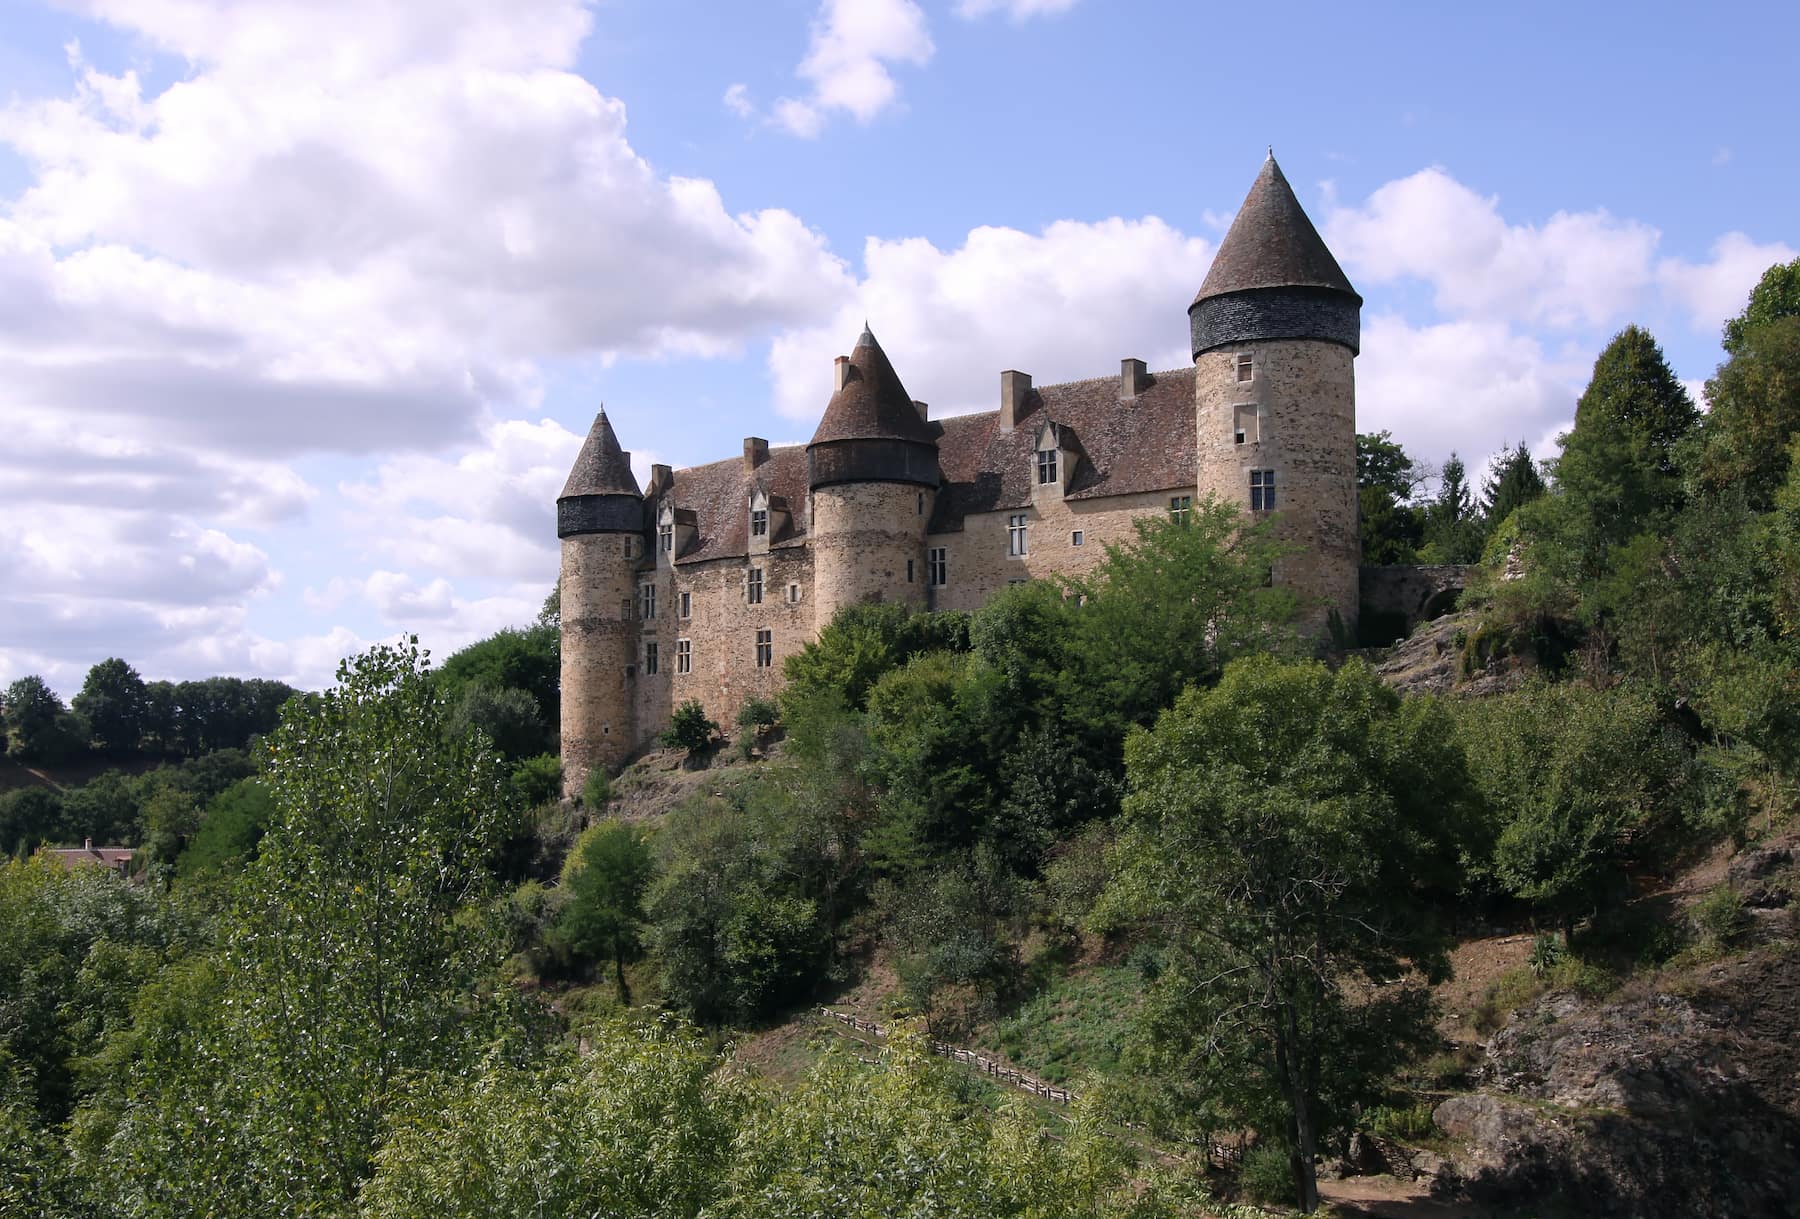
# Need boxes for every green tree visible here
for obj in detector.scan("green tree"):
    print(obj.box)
[1554,326,1698,574]
[1480,441,1547,527]
[3,677,85,763]
[1357,432,1427,565]
[0,788,62,858]
[175,778,275,882]
[1697,315,1800,510]
[1722,255,1800,354]
[437,624,560,739]
[451,682,548,762]
[72,658,149,755]
[1454,680,1694,940]
[1105,656,1471,1212]
[555,821,654,1001]
[98,640,524,1215]
[662,698,719,756]
[782,601,970,712]
[1421,452,1483,563]
[1356,430,1426,500]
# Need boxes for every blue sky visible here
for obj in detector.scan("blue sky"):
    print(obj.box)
[1,0,1794,697]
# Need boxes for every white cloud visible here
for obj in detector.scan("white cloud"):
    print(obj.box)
[1326,168,1661,330]
[955,0,1081,18]
[773,0,933,138]
[770,217,1212,420]
[723,82,754,117]
[1657,232,1797,335]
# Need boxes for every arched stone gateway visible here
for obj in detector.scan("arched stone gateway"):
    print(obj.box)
[1358,564,1475,647]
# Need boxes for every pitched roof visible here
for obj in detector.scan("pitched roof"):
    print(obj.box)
[42,844,134,873]
[930,367,1198,532]
[662,445,812,565]
[1194,155,1358,303]
[808,326,938,448]
[560,410,642,500]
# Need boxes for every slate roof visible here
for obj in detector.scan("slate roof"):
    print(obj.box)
[42,844,134,873]
[662,445,812,565]
[560,411,643,500]
[929,368,1198,533]
[1194,155,1358,302]
[809,326,938,448]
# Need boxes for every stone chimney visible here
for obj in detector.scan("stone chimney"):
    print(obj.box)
[647,463,672,499]
[834,355,852,390]
[1121,358,1150,397]
[913,400,929,422]
[1000,370,1032,433]
[743,437,769,471]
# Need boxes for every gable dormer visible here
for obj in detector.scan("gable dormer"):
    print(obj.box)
[656,498,698,564]
[1030,418,1077,499]
[748,488,772,554]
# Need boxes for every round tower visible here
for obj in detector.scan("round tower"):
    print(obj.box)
[806,325,939,634]
[557,410,645,799]
[1190,154,1362,639]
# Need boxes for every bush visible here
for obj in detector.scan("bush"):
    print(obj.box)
[1237,1143,1295,1207]
[1689,884,1746,952]
[1527,932,1565,980]
[662,700,718,756]
[1472,967,1545,1035]
[508,754,562,809]
[582,767,611,810]
[1367,1102,1437,1142]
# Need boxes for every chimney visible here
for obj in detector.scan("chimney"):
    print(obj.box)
[913,400,929,422]
[833,355,852,390]
[84,838,92,851]
[1000,370,1032,433]
[647,463,672,498]
[1121,358,1150,397]
[743,437,769,471]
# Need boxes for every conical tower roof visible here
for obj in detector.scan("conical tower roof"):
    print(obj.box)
[1194,155,1358,303]
[560,410,642,500]
[808,325,938,448]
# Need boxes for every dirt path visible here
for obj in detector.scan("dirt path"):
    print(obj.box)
[1319,1176,1483,1217]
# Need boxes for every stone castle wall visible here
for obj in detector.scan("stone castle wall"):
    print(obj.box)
[808,481,933,629]
[1195,338,1358,636]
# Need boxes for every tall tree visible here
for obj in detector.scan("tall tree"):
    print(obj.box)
[1357,432,1428,565]
[1422,452,1483,563]
[2,677,84,763]
[73,658,149,754]
[1698,316,1800,510]
[1105,657,1471,1213]
[556,821,654,1001]
[1722,255,1800,354]
[1480,441,1547,527]
[1554,326,1698,572]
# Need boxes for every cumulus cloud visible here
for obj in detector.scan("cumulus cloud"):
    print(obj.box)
[1657,232,1797,335]
[0,0,854,689]
[772,0,934,138]
[770,217,1212,419]
[955,0,1081,18]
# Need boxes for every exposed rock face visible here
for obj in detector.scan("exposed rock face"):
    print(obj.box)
[1431,947,1800,1218]
[1371,609,1532,699]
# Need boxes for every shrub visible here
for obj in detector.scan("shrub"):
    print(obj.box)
[1689,884,1746,952]
[1472,967,1545,1035]
[508,754,562,809]
[1237,1143,1295,1207]
[662,700,718,757]
[1367,1102,1437,1142]
[582,767,611,810]
[1527,932,1565,980]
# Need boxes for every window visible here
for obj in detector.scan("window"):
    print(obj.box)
[787,583,801,604]
[927,547,946,587]
[659,521,673,552]
[1236,353,1254,383]
[917,491,925,516]
[676,639,691,674]
[1250,469,1276,511]
[906,559,915,583]
[750,509,768,537]
[678,590,691,619]
[755,629,773,668]
[1008,513,1029,557]
[620,598,634,621]
[1036,448,1058,485]
[1071,530,1084,547]
[747,567,764,605]
[644,642,659,675]
[623,535,639,559]
[1234,403,1260,445]
[639,582,656,619]
[1169,495,1192,523]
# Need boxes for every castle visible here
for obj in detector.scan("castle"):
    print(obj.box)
[557,155,1362,796]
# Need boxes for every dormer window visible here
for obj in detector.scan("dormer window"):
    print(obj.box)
[1036,448,1058,485]
[659,521,673,551]
[750,509,768,537]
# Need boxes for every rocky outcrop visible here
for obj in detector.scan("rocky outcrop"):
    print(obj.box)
[1429,947,1800,1218]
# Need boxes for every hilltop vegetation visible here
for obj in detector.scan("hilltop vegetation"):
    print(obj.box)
[2,259,1798,1216]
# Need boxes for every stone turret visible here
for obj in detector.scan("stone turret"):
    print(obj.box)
[1191,154,1361,636]
[806,325,939,632]
[557,410,644,798]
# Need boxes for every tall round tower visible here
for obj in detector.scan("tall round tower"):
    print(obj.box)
[1190,154,1362,638]
[557,410,644,799]
[806,325,939,634]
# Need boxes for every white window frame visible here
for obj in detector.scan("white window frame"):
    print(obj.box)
[927,547,946,587]
[1008,513,1029,557]
[1036,448,1058,485]
[754,628,773,668]
[676,639,691,674]
[1169,495,1192,523]
[750,508,768,537]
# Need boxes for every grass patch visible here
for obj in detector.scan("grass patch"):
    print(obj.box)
[988,965,1142,1085]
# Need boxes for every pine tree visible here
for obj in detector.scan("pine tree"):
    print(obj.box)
[1480,442,1546,527]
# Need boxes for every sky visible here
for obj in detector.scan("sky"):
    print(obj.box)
[1,0,1795,699]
